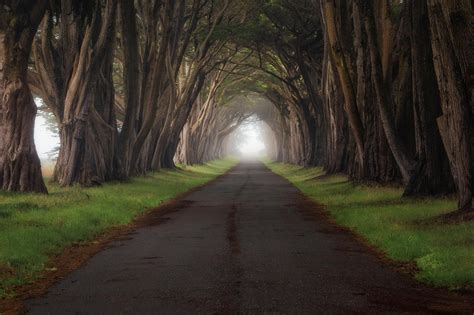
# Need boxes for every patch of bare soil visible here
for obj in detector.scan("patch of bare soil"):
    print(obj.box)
[432,209,474,224]
[415,208,474,228]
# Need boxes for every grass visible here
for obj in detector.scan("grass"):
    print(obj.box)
[0,158,238,297]
[265,160,474,289]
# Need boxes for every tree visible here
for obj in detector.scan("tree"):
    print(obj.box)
[0,0,48,193]
[404,0,454,196]
[33,0,119,186]
[427,0,474,211]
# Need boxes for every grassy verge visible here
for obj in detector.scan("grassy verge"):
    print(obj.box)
[0,158,238,297]
[265,161,474,289]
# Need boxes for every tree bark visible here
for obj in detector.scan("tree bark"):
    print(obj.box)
[32,0,119,187]
[352,2,398,182]
[357,1,415,184]
[0,1,48,193]
[404,0,454,196]
[117,0,141,176]
[427,0,473,210]
[321,0,365,165]
[321,56,350,174]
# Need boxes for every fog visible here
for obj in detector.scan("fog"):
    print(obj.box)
[34,112,59,161]
[234,120,267,158]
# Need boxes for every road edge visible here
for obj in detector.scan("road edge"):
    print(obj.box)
[0,161,240,315]
[261,160,474,311]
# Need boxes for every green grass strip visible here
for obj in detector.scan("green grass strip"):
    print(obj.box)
[0,158,238,297]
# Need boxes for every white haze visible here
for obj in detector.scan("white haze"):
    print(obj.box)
[237,122,266,158]
[34,114,59,160]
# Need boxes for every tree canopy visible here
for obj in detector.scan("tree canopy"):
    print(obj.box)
[0,0,473,214]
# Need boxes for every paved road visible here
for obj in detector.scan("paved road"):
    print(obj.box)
[27,161,473,314]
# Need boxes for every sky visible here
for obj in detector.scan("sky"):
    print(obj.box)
[34,114,59,160]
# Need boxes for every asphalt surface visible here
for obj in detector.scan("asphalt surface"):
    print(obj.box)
[26,161,473,314]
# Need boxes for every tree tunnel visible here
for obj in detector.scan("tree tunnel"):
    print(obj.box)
[175,94,285,164]
[1,0,473,213]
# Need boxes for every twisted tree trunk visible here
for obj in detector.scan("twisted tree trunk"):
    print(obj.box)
[320,37,351,174]
[117,0,141,176]
[0,1,48,193]
[33,0,119,187]
[404,0,454,196]
[358,0,415,184]
[322,0,365,166]
[53,1,118,186]
[427,0,474,210]
[352,2,398,182]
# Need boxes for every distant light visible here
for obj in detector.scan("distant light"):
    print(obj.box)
[34,99,60,161]
[236,121,266,158]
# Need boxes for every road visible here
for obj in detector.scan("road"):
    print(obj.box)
[27,161,473,314]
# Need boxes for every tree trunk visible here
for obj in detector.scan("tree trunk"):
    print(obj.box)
[427,0,473,210]
[32,0,119,187]
[358,1,415,184]
[320,43,351,174]
[117,0,141,175]
[352,2,398,182]
[404,0,454,196]
[53,1,119,186]
[0,2,48,193]
[321,0,365,165]
[54,77,118,186]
